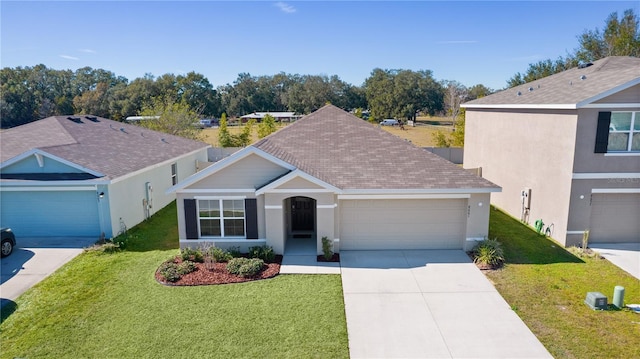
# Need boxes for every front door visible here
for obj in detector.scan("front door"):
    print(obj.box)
[291,197,314,232]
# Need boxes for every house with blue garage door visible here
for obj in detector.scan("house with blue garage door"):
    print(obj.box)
[0,115,209,241]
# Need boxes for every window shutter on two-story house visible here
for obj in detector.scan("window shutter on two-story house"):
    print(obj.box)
[594,112,611,153]
[182,198,258,239]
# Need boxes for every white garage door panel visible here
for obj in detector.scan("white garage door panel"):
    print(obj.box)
[340,199,466,250]
[0,191,100,237]
[590,193,640,243]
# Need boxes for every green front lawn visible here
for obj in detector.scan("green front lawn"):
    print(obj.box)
[0,203,349,359]
[487,208,640,359]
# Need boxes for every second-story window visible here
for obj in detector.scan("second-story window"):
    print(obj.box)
[608,112,639,152]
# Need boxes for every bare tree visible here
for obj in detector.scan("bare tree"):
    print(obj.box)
[443,80,468,125]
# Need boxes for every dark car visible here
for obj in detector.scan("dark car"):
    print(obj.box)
[1,227,16,257]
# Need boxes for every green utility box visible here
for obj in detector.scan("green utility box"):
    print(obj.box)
[585,292,607,310]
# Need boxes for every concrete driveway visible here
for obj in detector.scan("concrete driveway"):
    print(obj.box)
[340,250,552,359]
[1,237,97,308]
[589,242,640,280]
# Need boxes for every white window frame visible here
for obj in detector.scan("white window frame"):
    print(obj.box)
[609,111,639,152]
[197,198,246,238]
[171,163,178,185]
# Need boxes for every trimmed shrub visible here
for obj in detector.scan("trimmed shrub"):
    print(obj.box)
[472,238,505,268]
[207,247,233,262]
[158,261,181,282]
[228,246,242,258]
[177,260,197,275]
[180,247,204,263]
[226,257,265,277]
[321,237,333,261]
[248,245,275,262]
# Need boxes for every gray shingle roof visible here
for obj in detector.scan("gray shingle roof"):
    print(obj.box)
[1,115,209,180]
[463,56,640,108]
[253,105,498,191]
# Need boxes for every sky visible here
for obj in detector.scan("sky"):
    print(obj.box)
[1,1,638,90]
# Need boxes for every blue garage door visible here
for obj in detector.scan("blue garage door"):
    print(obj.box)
[0,190,100,237]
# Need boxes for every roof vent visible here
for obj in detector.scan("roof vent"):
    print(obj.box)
[85,116,100,122]
[580,75,587,80]
[67,116,83,124]
[516,91,522,96]
[528,87,534,92]
[161,138,168,143]
[578,62,593,69]
[120,128,127,133]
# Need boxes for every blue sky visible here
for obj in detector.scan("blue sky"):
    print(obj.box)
[1,1,637,90]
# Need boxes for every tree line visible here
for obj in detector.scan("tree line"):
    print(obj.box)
[0,63,492,129]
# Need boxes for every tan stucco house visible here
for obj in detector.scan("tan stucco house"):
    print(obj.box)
[169,105,500,255]
[463,56,640,246]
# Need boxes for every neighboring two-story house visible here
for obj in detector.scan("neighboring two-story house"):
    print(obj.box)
[463,56,639,246]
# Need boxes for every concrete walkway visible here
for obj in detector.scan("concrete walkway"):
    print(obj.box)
[280,237,340,274]
[589,242,640,280]
[340,250,552,359]
[1,237,97,308]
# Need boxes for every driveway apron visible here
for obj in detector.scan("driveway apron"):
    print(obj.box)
[340,250,552,359]
[1,237,96,308]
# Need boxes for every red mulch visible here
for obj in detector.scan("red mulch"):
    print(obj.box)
[156,255,282,286]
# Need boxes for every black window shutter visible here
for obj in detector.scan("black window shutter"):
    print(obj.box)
[245,198,258,239]
[594,112,611,153]
[184,199,199,239]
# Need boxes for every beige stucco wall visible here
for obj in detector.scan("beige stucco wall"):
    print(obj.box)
[573,107,640,173]
[464,109,578,245]
[465,193,492,245]
[187,153,289,189]
[593,84,640,104]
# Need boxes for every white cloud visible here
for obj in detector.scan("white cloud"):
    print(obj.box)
[60,55,79,60]
[437,40,478,45]
[79,49,97,54]
[275,2,296,14]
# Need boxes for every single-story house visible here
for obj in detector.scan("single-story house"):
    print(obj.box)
[463,56,640,246]
[240,111,302,123]
[0,115,210,240]
[169,105,500,255]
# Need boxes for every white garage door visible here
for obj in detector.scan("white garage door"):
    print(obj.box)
[590,193,640,243]
[0,190,100,237]
[340,199,467,250]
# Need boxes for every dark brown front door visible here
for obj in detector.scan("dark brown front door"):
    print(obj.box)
[291,197,314,231]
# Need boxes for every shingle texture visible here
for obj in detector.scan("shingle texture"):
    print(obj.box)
[464,56,640,107]
[254,105,498,190]
[1,115,209,180]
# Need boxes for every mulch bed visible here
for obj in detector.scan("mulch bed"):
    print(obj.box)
[156,255,282,286]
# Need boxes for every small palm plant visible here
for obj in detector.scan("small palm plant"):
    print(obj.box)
[472,238,505,269]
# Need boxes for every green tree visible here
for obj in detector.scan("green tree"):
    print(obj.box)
[137,98,202,140]
[218,113,234,147]
[365,69,443,121]
[431,109,465,147]
[257,114,277,138]
[237,119,255,147]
